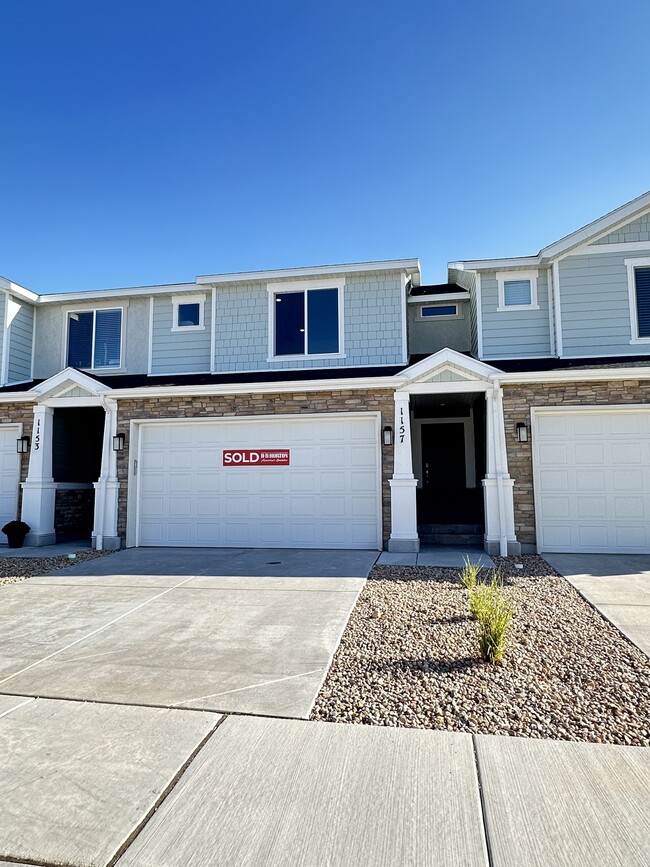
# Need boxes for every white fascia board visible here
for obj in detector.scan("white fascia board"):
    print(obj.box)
[408,292,469,303]
[196,259,422,287]
[0,276,39,303]
[39,282,197,304]
[499,366,650,385]
[448,256,541,271]
[539,191,650,261]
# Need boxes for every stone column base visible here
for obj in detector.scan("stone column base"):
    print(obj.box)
[92,534,122,551]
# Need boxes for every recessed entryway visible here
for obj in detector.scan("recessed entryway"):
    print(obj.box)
[411,393,486,545]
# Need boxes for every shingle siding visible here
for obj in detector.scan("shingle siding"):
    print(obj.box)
[591,213,650,245]
[213,273,404,373]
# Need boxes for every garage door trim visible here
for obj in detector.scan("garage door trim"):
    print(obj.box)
[126,411,383,549]
[0,422,23,534]
[531,404,650,553]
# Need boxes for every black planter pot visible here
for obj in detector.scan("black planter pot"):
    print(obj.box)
[6,531,27,549]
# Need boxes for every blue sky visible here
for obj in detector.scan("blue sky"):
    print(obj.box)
[2,1,650,292]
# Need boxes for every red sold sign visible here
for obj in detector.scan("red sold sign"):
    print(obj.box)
[223,449,290,466]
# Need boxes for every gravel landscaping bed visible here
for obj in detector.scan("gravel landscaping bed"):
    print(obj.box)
[312,555,650,746]
[0,549,114,587]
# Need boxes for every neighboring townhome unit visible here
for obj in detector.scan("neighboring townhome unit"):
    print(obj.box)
[437,190,650,555]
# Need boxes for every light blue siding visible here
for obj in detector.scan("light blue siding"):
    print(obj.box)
[8,300,33,382]
[558,250,650,356]
[591,213,650,245]
[448,268,478,355]
[480,270,552,358]
[213,273,405,372]
[150,296,212,374]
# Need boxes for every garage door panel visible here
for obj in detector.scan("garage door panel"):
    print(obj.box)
[613,496,645,519]
[576,496,607,518]
[136,416,380,549]
[535,409,650,553]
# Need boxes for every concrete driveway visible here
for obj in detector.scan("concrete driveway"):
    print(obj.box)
[0,547,376,717]
[544,553,650,657]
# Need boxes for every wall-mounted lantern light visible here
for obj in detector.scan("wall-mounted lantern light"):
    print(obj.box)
[382,426,394,446]
[516,422,529,443]
[112,433,126,452]
[16,435,30,454]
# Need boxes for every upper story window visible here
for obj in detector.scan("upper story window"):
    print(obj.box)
[625,258,650,342]
[67,308,122,369]
[496,270,539,311]
[270,281,344,359]
[420,304,459,319]
[172,294,205,331]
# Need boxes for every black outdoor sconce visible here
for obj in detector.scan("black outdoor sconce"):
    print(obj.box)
[382,426,394,446]
[516,422,529,443]
[16,435,30,454]
[112,433,126,452]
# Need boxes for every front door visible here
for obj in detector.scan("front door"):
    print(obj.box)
[421,422,466,494]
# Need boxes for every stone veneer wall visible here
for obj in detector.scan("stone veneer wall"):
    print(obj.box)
[0,405,33,520]
[54,488,95,539]
[115,389,396,544]
[502,379,650,546]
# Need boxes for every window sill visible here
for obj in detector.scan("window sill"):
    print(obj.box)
[629,338,650,344]
[78,366,126,374]
[171,325,206,333]
[267,353,346,362]
[496,305,540,312]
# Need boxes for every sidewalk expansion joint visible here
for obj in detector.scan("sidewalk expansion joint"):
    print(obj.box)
[471,734,495,867]
[106,713,230,867]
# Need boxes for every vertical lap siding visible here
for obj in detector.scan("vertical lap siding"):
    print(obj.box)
[8,300,33,383]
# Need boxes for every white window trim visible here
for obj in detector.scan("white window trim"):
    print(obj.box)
[625,257,650,343]
[171,293,206,332]
[496,270,539,312]
[419,303,463,321]
[63,304,126,371]
[267,278,346,361]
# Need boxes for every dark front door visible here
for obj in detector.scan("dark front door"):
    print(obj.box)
[421,423,466,495]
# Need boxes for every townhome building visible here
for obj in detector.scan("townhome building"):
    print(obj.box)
[1,191,650,556]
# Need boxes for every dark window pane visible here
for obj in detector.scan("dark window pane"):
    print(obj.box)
[307,288,339,354]
[178,303,200,326]
[635,268,650,337]
[67,312,93,368]
[421,305,457,317]
[93,309,122,368]
[275,292,305,355]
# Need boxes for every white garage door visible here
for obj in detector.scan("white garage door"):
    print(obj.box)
[0,425,21,536]
[533,408,650,553]
[136,414,381,549]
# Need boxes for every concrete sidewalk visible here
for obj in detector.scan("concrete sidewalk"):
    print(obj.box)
[0,699,648,867]
[544,553,650,656]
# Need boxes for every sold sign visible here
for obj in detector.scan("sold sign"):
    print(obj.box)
[223,449,290,466]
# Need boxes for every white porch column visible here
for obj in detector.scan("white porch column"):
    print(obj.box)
[92,398,121,551]
[21,405,57,546]
[483,383,519,556]
[388,391,420,552]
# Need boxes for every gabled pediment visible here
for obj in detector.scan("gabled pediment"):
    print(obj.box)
[398,348,500,386]
[30,368,112,400]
